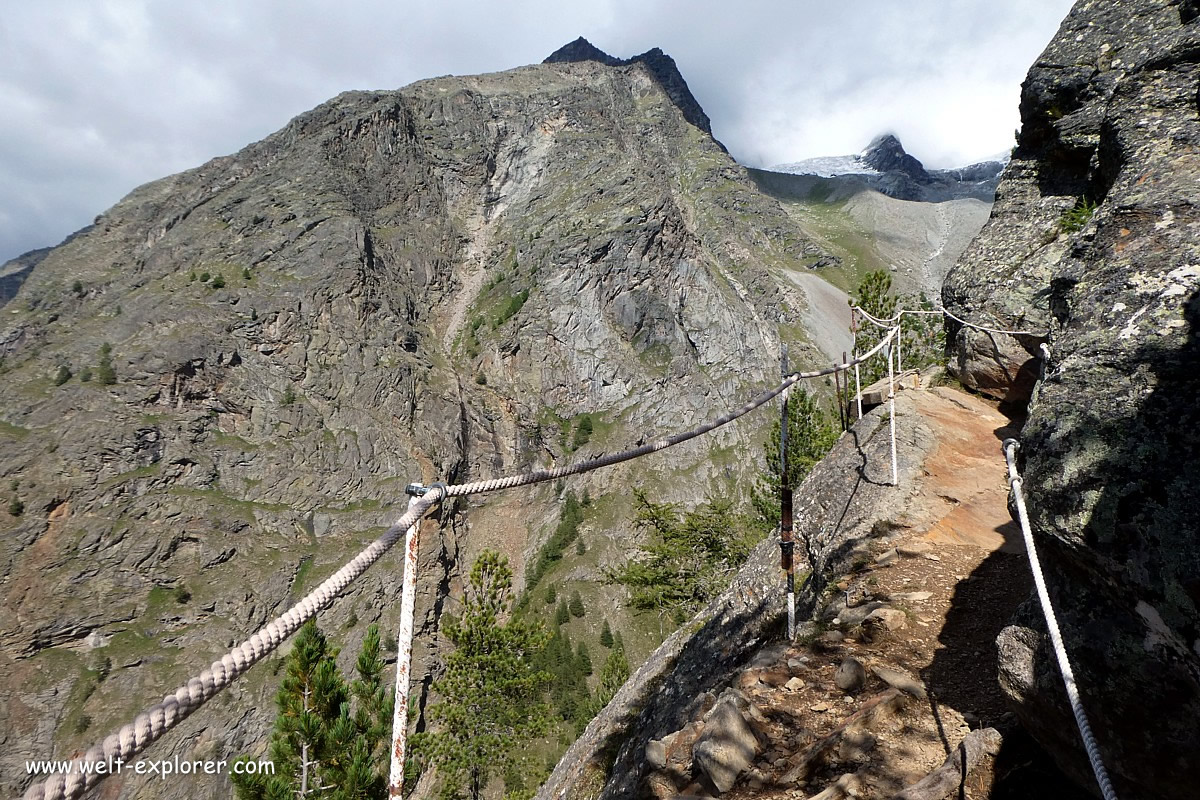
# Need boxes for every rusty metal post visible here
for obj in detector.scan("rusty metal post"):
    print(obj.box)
[389,491,423,797]
[780,344,795,640]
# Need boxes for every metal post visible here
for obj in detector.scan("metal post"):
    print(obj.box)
[888,333,898,487]
[839,351,850,431]
[389,491,424,797]
[852,310,863,421]
[897,316,904,374]
[780,344,795,640]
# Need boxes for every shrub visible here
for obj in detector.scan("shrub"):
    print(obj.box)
[568,590,585,618]
[210,274,226,290]
[79,367,92,382]
[1060,198,1097,233]
[599,620,614,648]
[475,372,488,385]
[281,384,296,405]
[53,365,72,386]
[71,280,83,296]
[572,414,593,450]
[8,497,23,517]
[173,584,191,604]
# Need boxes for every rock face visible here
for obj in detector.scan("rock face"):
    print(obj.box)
[0,47,830,800]
[948,2,1200,797]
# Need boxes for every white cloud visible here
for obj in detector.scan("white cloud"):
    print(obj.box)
[0,0,1074,262]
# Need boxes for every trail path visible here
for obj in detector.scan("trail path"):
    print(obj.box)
[640,383,1093,800]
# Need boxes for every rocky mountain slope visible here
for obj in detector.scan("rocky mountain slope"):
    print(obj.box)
[944,1,1200,797]
[0,43,834,800]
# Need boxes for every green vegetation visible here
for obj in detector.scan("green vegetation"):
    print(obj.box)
[751,386,838,527]
[8,495,24,517]
[493,288,529,329]
[544,583,557,605]
[571,414,593,450]
[71,280,84,296]
[1060,198,1097,233]
[416,551,551,800]
[53,365,72,386]
[520,491,585,600]
[96,342,116,385]
[79,366,93,382]
[281,384,297,405]
[852,269,943,385]
[609,491,763,622]
[568,590,585,618]
[211,274,226,290]
[231,621,392,800]
[599,620,614,648]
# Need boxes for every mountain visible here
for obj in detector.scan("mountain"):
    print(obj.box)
[773,134,1006,203]
[1,42,835,800]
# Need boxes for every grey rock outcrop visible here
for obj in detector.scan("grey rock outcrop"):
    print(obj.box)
[948,2,1200,797]
[0,49,829,800]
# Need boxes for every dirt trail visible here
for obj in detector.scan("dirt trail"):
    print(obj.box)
[641,383,1091,800]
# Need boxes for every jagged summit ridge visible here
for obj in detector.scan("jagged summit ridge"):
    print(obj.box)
[543,37,714,137]
[543,36,621,66]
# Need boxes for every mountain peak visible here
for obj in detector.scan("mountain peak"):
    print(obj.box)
[543,37,621,66]
[542,39,714,137]
[859,133,929,182]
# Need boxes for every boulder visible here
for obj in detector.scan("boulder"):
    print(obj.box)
[692,698,760,793]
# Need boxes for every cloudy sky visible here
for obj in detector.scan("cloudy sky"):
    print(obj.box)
[0,0,1075,264]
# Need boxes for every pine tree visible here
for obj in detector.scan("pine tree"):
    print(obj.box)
[852,270,899,386]
[96,342,116,385]
[576,641,593,676]
[568,590,585,618]
[544,583,556,605]
[424,551,551,799]
[750,386,838,527]
[231,621,392,800]
[599,620,614,649]
[554,600,570,626]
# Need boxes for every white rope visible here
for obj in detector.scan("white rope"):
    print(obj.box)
[23,326,900,800]
[851,304,1044,338]
[1002,439,1119,800]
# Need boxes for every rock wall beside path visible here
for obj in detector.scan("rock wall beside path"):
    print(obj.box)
[946,1,1200,797]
